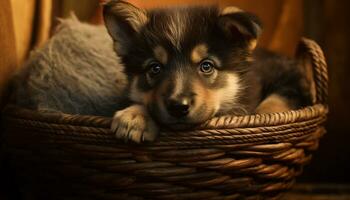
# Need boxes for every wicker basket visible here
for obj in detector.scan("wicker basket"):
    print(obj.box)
[1,38,328,200]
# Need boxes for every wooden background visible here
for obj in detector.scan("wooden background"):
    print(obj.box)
[301,0,350,183]
[1,0,350,198]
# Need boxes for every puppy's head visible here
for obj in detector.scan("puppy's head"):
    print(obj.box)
[104,1,261,128]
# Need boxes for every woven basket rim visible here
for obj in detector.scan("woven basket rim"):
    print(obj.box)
[2,103,327,147]
[3,103,328,130]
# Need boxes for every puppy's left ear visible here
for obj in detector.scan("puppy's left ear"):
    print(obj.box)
[103,0,148,56]
[218,7,262,50]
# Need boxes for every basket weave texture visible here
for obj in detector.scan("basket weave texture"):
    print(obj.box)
[1,38,328,200]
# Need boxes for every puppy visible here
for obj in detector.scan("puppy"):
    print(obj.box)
[103,1,313,143]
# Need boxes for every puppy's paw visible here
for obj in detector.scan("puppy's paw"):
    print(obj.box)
[111,105,158,143]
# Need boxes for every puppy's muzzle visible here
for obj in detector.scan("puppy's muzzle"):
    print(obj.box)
[165,96,194,118]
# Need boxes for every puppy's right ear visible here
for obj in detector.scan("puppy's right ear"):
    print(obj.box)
[218,7,262,51]
[103,0,148,56]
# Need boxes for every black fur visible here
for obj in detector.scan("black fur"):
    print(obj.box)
[104,1,312,127]
[252,49,313,108]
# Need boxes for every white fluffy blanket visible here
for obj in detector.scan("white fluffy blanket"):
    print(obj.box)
[11,17,128,116]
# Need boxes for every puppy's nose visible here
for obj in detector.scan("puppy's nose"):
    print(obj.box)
[166,97,192,118]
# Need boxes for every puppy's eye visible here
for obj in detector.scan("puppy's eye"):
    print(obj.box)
[147,62,162,75]
[199,59,215,74]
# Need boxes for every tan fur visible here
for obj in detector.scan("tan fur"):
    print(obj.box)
[255,94,291,113]
[165,12,186,49]
[153,46,168,65]
[170,70,185,99]
[209,71,219,84]
[191,79,216,118]
[213,73,241,113]
[248,39,258,51]
[191,44,209,63]
[221,6,243,15]
[111,104,158,143]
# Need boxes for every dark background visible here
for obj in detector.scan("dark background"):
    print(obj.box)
[301,0,350,183]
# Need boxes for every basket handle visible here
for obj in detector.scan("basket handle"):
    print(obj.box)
[296,38,329,105]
